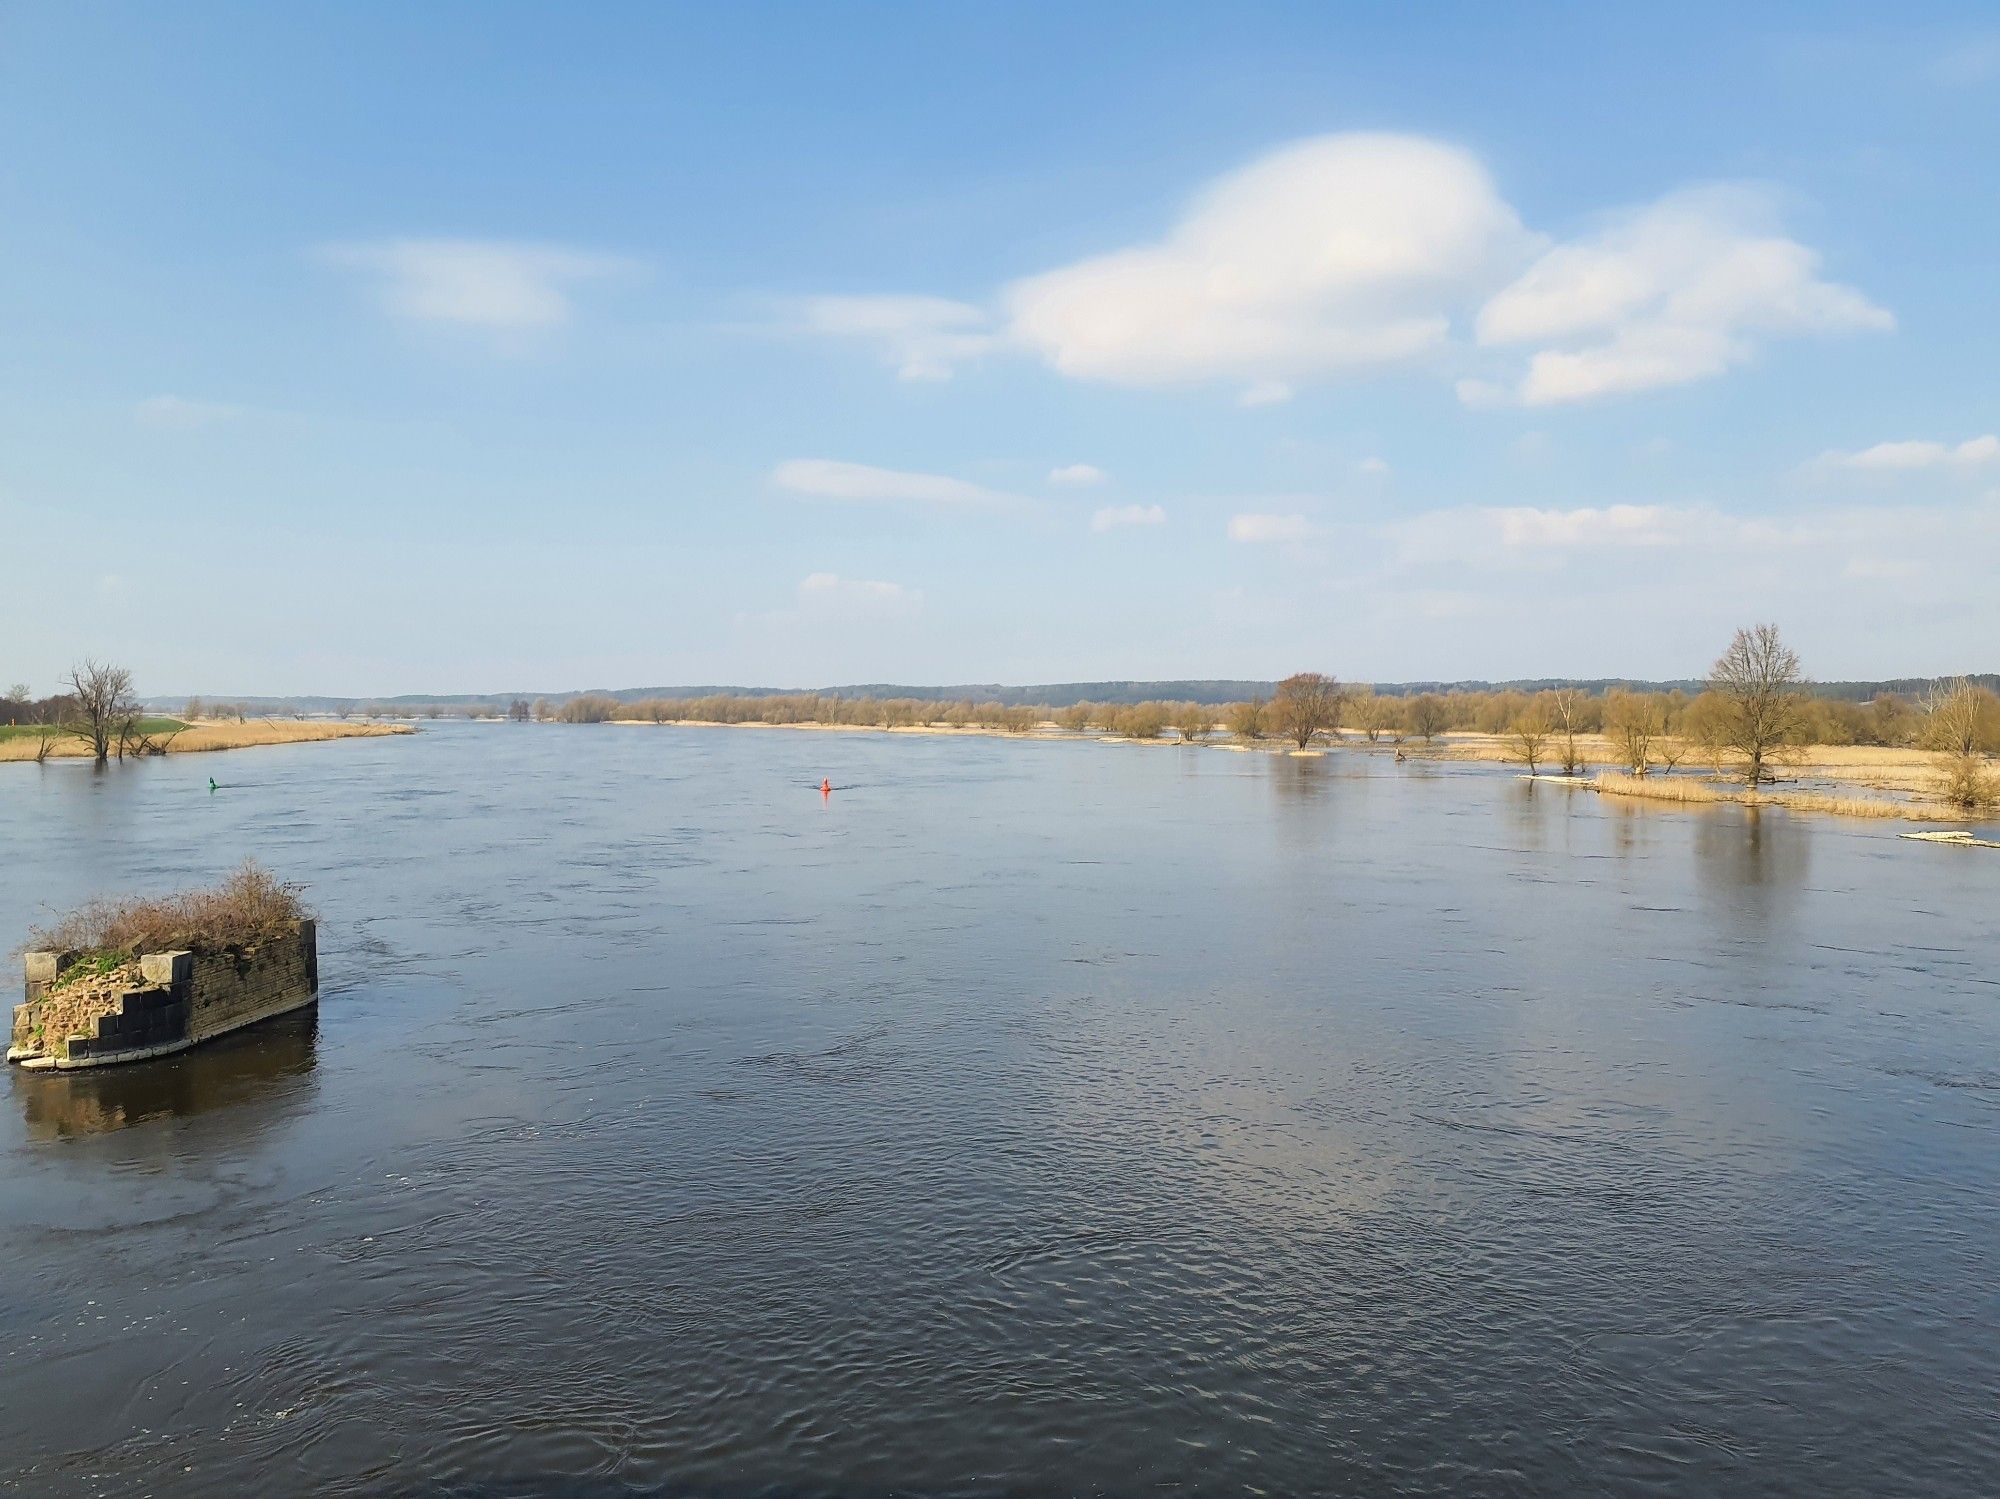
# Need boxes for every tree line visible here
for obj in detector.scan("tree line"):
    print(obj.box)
[505,625,1997,811]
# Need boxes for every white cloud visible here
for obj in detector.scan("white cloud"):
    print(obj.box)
[1006,133,1529,388]
[1090,503,1166,532]
[1356,456,1391,475]
[1475,187,1892,404]
[323,238,635,329]
[797,571,921,616]
[1815,435,2000,472]
[1228,512,1320,543]
[796,137,1887,408]
[134,395,243,429]
[1049,462,1107,485]
[771,459,1028,515]
[798,294,994,380]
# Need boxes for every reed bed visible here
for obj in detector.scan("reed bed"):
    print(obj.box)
[1594,772,1726,803]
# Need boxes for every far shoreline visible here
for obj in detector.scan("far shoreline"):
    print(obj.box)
[589,715,1985,826]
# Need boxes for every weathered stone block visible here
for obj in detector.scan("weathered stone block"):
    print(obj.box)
[139,951,193,987]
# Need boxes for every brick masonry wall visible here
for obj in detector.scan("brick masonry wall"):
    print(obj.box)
[186,923,317,1043]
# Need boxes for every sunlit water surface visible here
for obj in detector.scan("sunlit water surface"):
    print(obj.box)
[2,724,1996,1496]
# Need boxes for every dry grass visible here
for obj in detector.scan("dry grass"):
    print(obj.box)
[1595,772,1728,804]
[27,861,312,960]
[1594,771,1961,822]
[1753,790,1923,820]
[0,719,412,763]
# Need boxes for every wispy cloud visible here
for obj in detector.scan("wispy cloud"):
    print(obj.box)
[797,571,922,617]
[322,238,636,329]
[1237,380,1294,408]
[134,395,244,429]
[796,294,995,380]
[771,459,1030,515]
[1931,36,2000,85]
[1228,512,1320,543]
[1049,462,1107,485]
[1474,187,1892,405]
[1091,503,1165,532]
[1812,434,1999,473]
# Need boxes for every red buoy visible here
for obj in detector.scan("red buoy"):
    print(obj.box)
[820,778,832,796]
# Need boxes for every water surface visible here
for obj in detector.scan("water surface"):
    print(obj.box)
[2,725,1996,1495]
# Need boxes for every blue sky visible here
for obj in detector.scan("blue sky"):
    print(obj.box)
[3,2,1996,695]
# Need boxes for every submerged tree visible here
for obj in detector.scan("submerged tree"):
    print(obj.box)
[1603,689,1665,775]
[1708,624,1808,788]
[1270,672,1345,749]
[1172,702,1213,743]
[1224,698,1266,742]
[62,659,137,767]
[1508,705,1552,775]
[1405,693,1448,744]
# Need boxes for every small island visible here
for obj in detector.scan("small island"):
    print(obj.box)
[7,863,317,1072]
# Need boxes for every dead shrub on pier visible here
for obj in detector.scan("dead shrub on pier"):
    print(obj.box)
[26,861,312,959]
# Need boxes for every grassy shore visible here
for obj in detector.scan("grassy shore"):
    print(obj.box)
[1419,730,1950,797]
[0,719,413,763]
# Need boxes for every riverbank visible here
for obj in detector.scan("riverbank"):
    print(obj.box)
[596,716,1979,822]
[0,719,413,763]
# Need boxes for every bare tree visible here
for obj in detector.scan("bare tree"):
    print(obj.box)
[183,696,205,722]
[1270,672,1345,749]
[62,659,137,767]
[1171,703,1213,743]
[1708,624,1808,788]
[509,698,532,723]
[1508,706,1552,774]
[1544,688,1587,775]
[1603,689,1662,774]
[4,683,29,726]
[1406,693,1448,744]
[1224,698,1266,741]
[1923,677,2000,810]
[1358,692,1399,743]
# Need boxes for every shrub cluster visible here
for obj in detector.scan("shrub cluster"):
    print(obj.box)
[28,861,312,959]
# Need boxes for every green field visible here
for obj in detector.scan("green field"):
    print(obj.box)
[0,717,189,741]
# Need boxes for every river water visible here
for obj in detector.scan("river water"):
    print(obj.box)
[2,724,1995,1496]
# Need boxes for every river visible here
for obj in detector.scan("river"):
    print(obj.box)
[2,724,1996,1495]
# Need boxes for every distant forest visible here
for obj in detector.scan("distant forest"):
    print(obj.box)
[140,674,1999,717]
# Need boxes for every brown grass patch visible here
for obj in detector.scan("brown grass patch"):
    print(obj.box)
[1595,772,1728,804]
[26,861,312,959]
